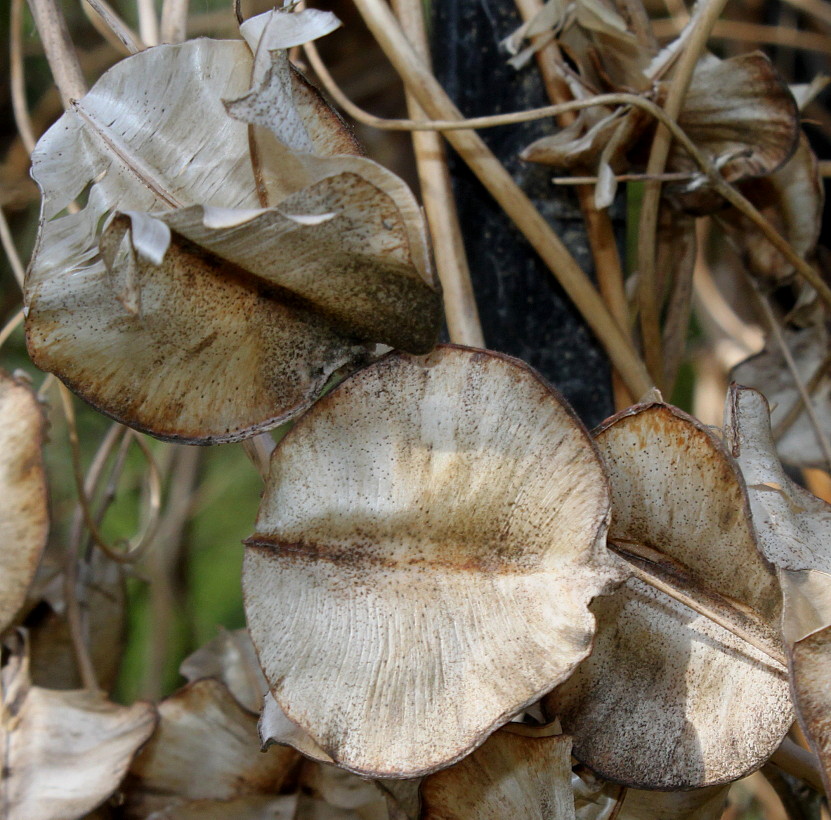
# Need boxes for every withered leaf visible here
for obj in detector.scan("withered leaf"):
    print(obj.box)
[0,371,49,634]
[420,731,575,819]
[123,678,299,817]
[548,401,792,789]
[0,632,156,820]
[243,346,615,777]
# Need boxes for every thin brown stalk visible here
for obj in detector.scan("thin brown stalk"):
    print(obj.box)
[11,0,37,153]
[26,0,87,107]
[0,207,26,288]
[772,350,831,441]
[81,0,143,54]
[389,0,484,348]
[515,0,631,408]
[752,288,831,471]
[609,537,788,668]
[160,0,189,43]
[64,423,126,692]
[653,17,831,54]
[553,171,695,185]
[136,0,159,46]
[0,310,24,350]
[143,445,199,701]
[771,736,827,794]
[350,0,654,398]
[241,434,276,481]
[637,0,729,389]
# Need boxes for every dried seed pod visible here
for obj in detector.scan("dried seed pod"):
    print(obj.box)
[726,385,831,793]
[548,402,792,789]
[0,371,48,634]
[243,346,616,777]
[0,633,156,820]
[25,10,440,444]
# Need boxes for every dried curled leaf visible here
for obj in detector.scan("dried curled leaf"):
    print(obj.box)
[726,385,831,792]
[124,678,299,818]
[0,633,156,820]
[420,731,575,819]
[0,371,48,634]
[548,402,792,789]
[25,10,440,443]
[243,346,615,777]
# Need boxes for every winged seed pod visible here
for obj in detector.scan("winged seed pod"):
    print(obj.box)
[243,345,617,777]
[547,401,793,789]
[725,384,831,792]
[25,8,441,443]
[123,678,299,817]
[419,731,575,819]
[0,370,49,634]
[0,632,156,820]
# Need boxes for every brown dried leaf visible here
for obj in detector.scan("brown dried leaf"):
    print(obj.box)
[420,731,575,819]
[179,628,266,713]
[243,346,615,777]
[670,53,799,185]
[25,10,440,444]
[124,679,299,817]
[0,633,156,820]
[0,371,49,634]
[548,402,792,789]
[716,134,822,282]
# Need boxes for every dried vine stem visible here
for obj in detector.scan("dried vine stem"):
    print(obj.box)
[81,0,143,54]
[64,422,126,692]
[26,0,87,106]
[389,0,485,348]
[349,0,654,399]
[637,0,729,390]
[0,310,24,350]
[0,208,26,288]
[136,0,159,46]
[160,0,189,43]
[752,287,831,471]
[772,350,831,442]
[11,0,37,153]
[514,0,631,408]
[771,737,827,794]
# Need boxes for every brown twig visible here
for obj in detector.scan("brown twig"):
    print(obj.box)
[637,0,730,390]
[0,208,26,288]
[389,0,485,348]
[81,0,143,54]
[26,0,87,106]
[0,310,24,350]
[160,0,189,43]
[349,0,654,398]
[772,350,831,442]
[514,0,632,408]
[11,0,37,153]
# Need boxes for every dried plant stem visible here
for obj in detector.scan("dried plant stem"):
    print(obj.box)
[11,0,37,153]
[64,422,126,692]
[771,736,827,794]
[242,434,276,481]
[350,0,653,398]
[609,538,788,668]
[144,445,199,701]
[160,0,189,43]
[637,0,729,390]
[390,0,484,348]
[26,0,87,106]
[515,0,631,408]
[136,0,159,46]
[779,0,831,27]
[752,289,831,471]
[0,207,26,288]
[81,0,143,54]
[772,350,831,442]
[653,17,831,54]
[0,310,24,350]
